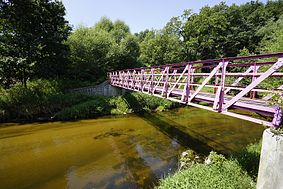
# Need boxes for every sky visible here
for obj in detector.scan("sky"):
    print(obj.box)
[61,0,265,33]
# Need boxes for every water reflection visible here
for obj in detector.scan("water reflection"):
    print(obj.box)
[0,107,264,189]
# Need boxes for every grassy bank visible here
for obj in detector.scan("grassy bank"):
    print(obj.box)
[157,141,262,189]
[0,80,180,122]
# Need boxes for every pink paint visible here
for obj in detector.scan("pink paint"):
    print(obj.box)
[108,54,283,127]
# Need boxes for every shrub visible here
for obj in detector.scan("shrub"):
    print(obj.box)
[47,93,96,113]
[232,140,262,179]
[2,80,61,120]
[157,152,255,189]
[123,92,179,112]
[109,96,131,114]
[0,86,180,122]
[0,86,9,121]
[55,96,110,120]
[0,80,57,120]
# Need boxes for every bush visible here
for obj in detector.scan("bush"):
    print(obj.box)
[47,93,96,113]
[0,80,61,120]
[0,86,9,121]
[157,140,263,189]
[123,92,179,112]
[109,96,131,114]
[232,140,262,179]
[157,152,255,189]
[52,92,179,120]
[0,79,104,121]
[0,86,180,122]
[55,96,110,120]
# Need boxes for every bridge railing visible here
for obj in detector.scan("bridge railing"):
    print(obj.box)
[108,52,283,126]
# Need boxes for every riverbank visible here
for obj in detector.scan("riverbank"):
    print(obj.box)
[0,80,180,123]
[156,140,262,189]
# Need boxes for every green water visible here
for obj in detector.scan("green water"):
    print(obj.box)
[0,107,264,189]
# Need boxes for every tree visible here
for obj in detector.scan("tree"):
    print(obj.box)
[258,16,283,53]
[67,18,140,84]
[0,0,71,88]
[257,16,283,89]
[164,1,283,61]
[184,4,229,60]
[164,9,195,61]
[139,31,183,66]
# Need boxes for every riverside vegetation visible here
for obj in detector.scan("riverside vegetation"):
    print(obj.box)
[157,141,262,189]
[0,79,179,122]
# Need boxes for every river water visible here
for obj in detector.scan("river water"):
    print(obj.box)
[0,107,264,189]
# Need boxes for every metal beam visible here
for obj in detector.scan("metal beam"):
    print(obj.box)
[224,66,258,94]
[188,62,223,102]
[224,58,283,110]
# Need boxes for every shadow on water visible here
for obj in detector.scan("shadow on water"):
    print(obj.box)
[142,113,212,155]
[123,92,234,155]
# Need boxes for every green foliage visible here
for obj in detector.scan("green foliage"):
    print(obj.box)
[0,86,9,120]
[46,93,96,113]
[0,56,26,88]
[157,152,255,189]
[45,92,178,121]
[0,86,178,122]
[157,141,263,189]
[231,141,262,179]
[0,0,71,87]
[55,96,110,120]
[0,80,60,120]
[123,92,178,112]
[109,96,131,114]
[0,80,99,121]
[179,150,204,170]
[67,26,114,81]
[139,31,183,66]
[184,3,229,59]
[66,18,140,84]
[259,15,283,53]
[164,1,283,60]
[207,151,226,166]
[255,16,283,90]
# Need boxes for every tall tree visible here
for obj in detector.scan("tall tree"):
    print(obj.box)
[164,1,283,61]
[67,18,140,84]
[139,31,183,66]
[0,0,71,88]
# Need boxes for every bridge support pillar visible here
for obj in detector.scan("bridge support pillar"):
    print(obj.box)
[257,129,283,189]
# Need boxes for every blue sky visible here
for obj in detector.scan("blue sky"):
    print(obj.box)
[61,0,265,33]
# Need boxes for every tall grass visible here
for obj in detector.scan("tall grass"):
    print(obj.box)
[156,141,262,189]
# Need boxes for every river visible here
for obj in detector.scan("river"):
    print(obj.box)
[0,107,264,189]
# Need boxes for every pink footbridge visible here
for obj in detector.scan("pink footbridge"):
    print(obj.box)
[108,53,283,127]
